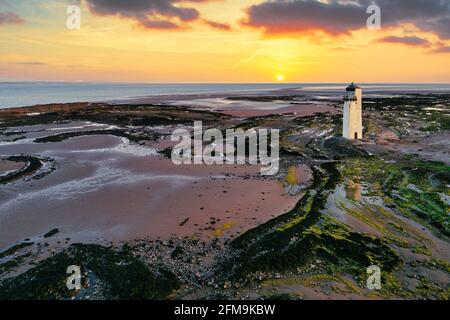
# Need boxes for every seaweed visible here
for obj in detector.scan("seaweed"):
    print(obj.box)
[0,242,34,259]
[225,162,401,284]
[0,244,179,300]
[0,156,42,184]
[43,228,59,238]
[34,129,155,144]
[340,157,450,236]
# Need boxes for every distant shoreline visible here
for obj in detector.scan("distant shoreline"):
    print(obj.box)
[1,83,450,110]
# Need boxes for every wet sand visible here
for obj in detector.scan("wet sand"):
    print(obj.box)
[164,98,335,117]
[107,88,335,118]
[0,95,328,249]
[0,128,303,250]
[106,87,303,105]
[0,159,25,176]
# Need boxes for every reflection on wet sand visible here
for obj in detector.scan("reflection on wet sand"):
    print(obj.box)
[345,179,361,201]
[284,164,313,195]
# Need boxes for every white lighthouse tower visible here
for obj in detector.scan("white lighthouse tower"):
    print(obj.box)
[343,83,363,140]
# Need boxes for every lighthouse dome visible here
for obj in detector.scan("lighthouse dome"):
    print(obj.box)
[346,82,360,91]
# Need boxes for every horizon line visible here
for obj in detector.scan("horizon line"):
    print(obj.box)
[1,81,450,85]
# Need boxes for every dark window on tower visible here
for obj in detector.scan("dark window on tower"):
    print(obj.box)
[354,132,358,139]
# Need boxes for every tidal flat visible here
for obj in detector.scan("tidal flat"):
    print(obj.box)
[0,92,449,300]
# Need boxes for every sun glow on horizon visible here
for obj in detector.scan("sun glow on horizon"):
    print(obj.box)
[276,74,285,82]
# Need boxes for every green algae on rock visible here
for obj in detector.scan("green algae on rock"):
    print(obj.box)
[0,244,179,300]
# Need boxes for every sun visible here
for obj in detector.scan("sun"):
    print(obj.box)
[276,74,285,82]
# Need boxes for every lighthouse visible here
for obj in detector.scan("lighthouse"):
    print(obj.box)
[343,83,363,140]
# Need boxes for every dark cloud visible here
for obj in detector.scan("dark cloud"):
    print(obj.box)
[376,36,431,46]
[419,16,450,39]
[139,19,179,29]
[244,0,450,39]
[0,12,24,25]
[84,0,223,30]
[203,19,231,31]
[243,1,366,35]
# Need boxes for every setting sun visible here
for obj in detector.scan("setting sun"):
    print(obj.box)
[276,75,285,82]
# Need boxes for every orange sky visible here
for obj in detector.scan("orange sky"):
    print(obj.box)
[0,0,449,83]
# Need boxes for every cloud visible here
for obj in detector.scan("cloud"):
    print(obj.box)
[139,19,179,29]
[243,0,366,35]
[376,36,431,47]
[430,46,450,54]
[83,0,223,30]
[203,19,231,31]
[243,0,450,39]
[419,16,450,40]
[15,61,48,65]
[0,11,24,25]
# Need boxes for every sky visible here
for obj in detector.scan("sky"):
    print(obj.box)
[0,0,449,83]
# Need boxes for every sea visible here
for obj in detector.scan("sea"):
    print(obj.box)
[1,82,449,109]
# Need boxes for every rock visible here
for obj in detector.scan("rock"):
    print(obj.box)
[43,228,59,238]
[170,246,184,259]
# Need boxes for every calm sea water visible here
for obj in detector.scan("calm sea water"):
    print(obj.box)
[1,82,449,109]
